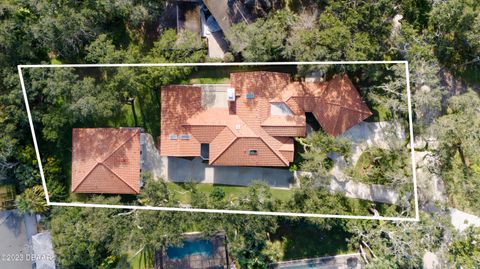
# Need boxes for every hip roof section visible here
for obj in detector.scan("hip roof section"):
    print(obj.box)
[159,71,372,166]
[71,128,141,194]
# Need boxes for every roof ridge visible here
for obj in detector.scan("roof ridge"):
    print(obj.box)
[77,129,140,190]
[101,129,140,164]
[253,125,290,165]
[73,163,137,193]
[72,162,103,192]
[100,164,139,193]
[209,137,237,164]
[259,135,290,165]
[208,127,237,164]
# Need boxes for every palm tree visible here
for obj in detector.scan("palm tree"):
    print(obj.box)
[15,185,48,215]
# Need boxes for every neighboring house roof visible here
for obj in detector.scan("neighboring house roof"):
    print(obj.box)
[160,71,372,167]
[32,231,56,269]
[0,210,33,269]
[71,128,141,194]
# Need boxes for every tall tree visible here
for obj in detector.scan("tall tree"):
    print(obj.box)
[296,131,351,178]
[15,185,48,214]
[429,0,480,70]
[448,227,480,268]
[225,10,296,61]
[347,212,450,268]
[50,196,131,268]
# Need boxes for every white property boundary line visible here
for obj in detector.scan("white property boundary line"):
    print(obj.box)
[18,61,419,222]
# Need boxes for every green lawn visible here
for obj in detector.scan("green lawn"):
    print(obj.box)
[50,57,62,64]
[109,92,160,139]
[166,182,292,204]
[181,68,231,84]
[128,250,153,269]
[365,103,391,122]
[349,147,409,186]
[177,65,299,85]
[271,220,353,260]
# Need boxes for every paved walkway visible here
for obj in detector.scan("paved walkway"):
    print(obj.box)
[296,170,401,205]
[271,253,363,269]
[141,133,167,180]
[297,122,407,205]
[205,32,228,59]
[141,133,293,188]
[340,121,406,164]
[450,208,480,231]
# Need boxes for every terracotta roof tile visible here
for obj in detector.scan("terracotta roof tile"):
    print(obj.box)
[72,128,141,194]
[209,127,237,163]
[159,71,371,166]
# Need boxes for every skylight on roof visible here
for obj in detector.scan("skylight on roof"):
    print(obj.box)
[169,134,177,140]
[179,134,191,140]
[271,102,293,116]
[246,92,255,99]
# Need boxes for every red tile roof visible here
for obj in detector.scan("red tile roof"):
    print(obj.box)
[71,128,141,194]
[160,71,372,167]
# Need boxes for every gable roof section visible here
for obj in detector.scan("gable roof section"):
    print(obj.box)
[72,128,141,194]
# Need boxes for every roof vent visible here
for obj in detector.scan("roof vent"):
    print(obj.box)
[227,87,236,101]
[246,92,255,99]
[235,124,241,130]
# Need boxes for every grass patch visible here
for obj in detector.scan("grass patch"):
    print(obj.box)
[166,182,292,204]
[350,148,405,185]
[177,65,299,85]
[128,250,153,269]
[183,68,230,84]
[106,90,160,138]
[271,220,353,260]
[365,103,391,122]
[50,57,62,64]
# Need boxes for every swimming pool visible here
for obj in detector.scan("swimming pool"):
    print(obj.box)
[166,239,214,260]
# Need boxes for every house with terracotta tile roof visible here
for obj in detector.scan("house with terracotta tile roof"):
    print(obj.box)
[159,71,372,167]
[71,128,142,194]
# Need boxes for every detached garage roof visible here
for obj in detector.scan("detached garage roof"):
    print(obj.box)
[71,128,141,194]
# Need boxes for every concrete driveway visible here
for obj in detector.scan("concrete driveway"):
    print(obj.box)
[141,133,293,188]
